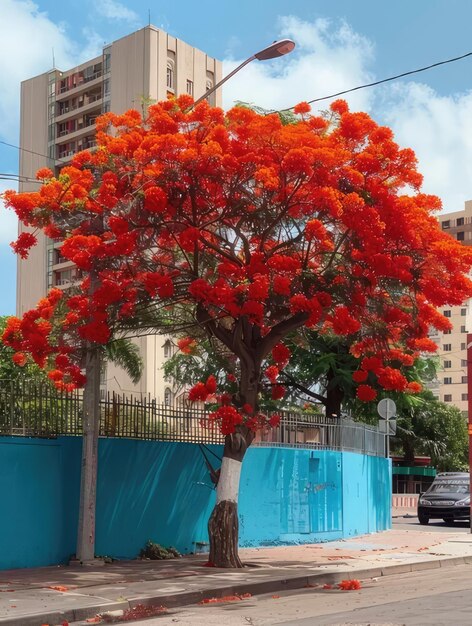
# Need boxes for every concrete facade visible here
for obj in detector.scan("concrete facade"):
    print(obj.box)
[430,201,472,416]
[0,436,391,570]
[16,26,222,402]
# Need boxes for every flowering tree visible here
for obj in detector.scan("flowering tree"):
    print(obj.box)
[3,95,472,567]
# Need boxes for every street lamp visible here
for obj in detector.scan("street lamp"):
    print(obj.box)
[190,39,296,110]
[467,335,472,533]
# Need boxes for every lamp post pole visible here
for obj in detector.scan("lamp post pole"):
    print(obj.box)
[189,39,295,110]
[467,334,472,533]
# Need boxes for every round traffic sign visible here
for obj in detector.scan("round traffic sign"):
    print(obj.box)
[377,398,397,419]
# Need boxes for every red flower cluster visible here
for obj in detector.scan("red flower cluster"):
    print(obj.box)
[188,375,218,403]
[4,96,472,426]
[338,579,362,591]
[10,232,37,259]
[177,337,196,354]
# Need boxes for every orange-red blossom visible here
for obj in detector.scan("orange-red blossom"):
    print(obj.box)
[3,95,472,435]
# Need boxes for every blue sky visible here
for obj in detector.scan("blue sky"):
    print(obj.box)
[2,0,472,315]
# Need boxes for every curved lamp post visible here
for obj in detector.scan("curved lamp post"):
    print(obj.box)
[190,39,296,110]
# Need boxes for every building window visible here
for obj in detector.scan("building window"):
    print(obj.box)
[462,376,468,384]
[441,220,450,229]
[167,61,174,90]
[462,342,467,350]
[443,329,451,335]
[462,393,468,401]
[443,344,452,352]
[444,377,452,385]
[163,340,172,358]
[186,79,193,96]
[461,308,467,316]
[104,47,111,73]
[55,267,78,286]
[457,231,465,241]
[444,360,452,368]
[444,394,452,402]
[206,72,215,105]
[457,217,465,226]
[164,387,172,406]
[443,310,451,317]
[462,325,467,333]
[462,359,468,367]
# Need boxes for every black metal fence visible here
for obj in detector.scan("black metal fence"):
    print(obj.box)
[0,382,386,457]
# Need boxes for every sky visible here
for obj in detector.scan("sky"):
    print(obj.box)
[2,0,472,315]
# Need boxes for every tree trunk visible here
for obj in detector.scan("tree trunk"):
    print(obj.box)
[76,346,101,562]
[325,368,344,418]
[208,447,245,568]
[208,359,258,568]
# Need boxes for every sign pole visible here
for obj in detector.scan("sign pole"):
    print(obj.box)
[377,398,396,460]
[467,335,472,534]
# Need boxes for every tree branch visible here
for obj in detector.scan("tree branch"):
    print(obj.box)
[281,371,327,405]
[256,312,309,361]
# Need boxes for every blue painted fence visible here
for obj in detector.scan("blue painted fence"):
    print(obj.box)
[0,437,391,570]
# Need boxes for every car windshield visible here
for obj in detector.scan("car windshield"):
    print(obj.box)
[428,481,469,494]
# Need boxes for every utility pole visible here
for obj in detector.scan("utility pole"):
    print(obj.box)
[467,334,472,533]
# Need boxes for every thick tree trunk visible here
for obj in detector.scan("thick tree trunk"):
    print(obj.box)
[208,453,244,567]
[76,347,101,562]
[208,431,255,567]
[208,359,258,568]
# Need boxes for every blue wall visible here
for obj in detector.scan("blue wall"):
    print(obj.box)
[0,437,391,570]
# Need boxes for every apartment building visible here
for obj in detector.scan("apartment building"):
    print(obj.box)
[17,25,222,402]
[429,200,472,416]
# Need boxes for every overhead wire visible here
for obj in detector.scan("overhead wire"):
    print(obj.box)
[274,50,472,112]
[0,173,42,184]
[0,139,56,162]
[0,49,471,180]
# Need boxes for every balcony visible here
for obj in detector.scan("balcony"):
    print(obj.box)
[57,66,103,96]
[56,96,102,121]
[56,118,97,142]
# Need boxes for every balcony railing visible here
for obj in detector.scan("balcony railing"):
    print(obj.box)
[0,382,387,457]
[59,71,103,94]
[57,118,97,138]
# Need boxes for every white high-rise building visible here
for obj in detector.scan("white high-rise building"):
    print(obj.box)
[17,25,222,402]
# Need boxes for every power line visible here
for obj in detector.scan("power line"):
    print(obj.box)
[1,49,471,160]
[276,50,472,112]
[0,139,55,162]
[0,173,42,185]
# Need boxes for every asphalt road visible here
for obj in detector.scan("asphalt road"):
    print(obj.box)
[393,515,471,532]
[102,563,472,626]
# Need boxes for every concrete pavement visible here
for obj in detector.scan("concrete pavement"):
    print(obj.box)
[1,525,472,626]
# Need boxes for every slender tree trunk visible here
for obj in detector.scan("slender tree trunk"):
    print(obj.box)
[208,359,258,568]
[325,368,344,418]
[76,346,101,562]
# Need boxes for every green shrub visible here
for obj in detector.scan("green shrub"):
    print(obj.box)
[139,540,181,560]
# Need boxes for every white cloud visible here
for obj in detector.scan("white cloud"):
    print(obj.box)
[382,83,472,213]
[0,0,79,143]
[0,181,18,245]
[223,15,472,213]
[95,0,139,23]
[222,16,375,114]
[79,27,107,61]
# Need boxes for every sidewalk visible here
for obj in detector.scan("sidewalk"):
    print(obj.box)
[1,527,472,626]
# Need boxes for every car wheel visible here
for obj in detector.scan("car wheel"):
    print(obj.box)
[418,512,429,525]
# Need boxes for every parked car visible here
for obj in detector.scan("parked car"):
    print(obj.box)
[417,472,470,525]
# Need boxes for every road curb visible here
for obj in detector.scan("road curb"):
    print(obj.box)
[0,601,129,626]
[0,555,471,626]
